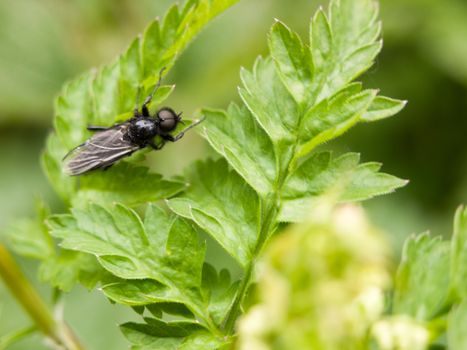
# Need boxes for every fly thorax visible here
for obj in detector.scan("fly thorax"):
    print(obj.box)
[129,118,157,144]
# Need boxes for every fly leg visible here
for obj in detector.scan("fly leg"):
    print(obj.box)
[133,86,141,116]
[149,140,166,150]
[87,122,123,132]
[87,126,109,131]
[142,67,166,117]
[161,116,206,142]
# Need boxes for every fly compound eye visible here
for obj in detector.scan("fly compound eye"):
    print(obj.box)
[157,108,179,132]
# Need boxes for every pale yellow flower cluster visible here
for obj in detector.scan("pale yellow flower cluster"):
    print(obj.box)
[237,203,429,350]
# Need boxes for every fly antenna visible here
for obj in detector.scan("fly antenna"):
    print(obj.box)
[177,112,185,125]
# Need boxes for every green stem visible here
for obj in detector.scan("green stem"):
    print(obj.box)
[222,259,253,334]
[0,244,85,350]
[0,325,36,350]
[222,148,296,335]
[223,194,279,334]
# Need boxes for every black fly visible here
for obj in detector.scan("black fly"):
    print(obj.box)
[63,68,204,176]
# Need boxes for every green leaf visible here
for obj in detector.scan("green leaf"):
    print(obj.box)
[42,0,241,203]
[72,162,186,207]
[1,200,103,291]
[102,279,181,306]
[201,263,239,325]
[176,331,223,350]
[448,299,467,350]
[201,104,276,196]
[38,250,103,291]
[167,159,259,269]
[54,74,94,149]
[143,0,240,76]
[450,205,467,299]
[310,9,332,85]
[121,318,222,350]
[49,203,215,325]
[362,96,407,122]
[279,152,408,222]
[147,303,194,319]
[102,263,237,327]
[2,200,53,259]
[239,56,299,146]
[207,0,404,190]
[297,87,377,158]
[393,233,451,321]
[311,0,381,103]
[269,20,313,104]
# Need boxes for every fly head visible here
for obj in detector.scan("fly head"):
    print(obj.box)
[157,107,181,133]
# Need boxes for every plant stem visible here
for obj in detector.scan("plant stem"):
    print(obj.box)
[0,325,36,349]
[0,244,85,350]
[223,194,279,334]
[222,149,296,335]
[222,259,253,334]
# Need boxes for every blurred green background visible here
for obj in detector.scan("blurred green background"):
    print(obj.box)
[1,0,467,348]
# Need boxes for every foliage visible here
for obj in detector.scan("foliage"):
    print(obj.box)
[41,0,406,347]
[12,0,467,349]
[2,200,102,292]
[384,206,467,349]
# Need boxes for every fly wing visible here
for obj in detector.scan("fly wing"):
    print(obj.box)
[63,123,140,176]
